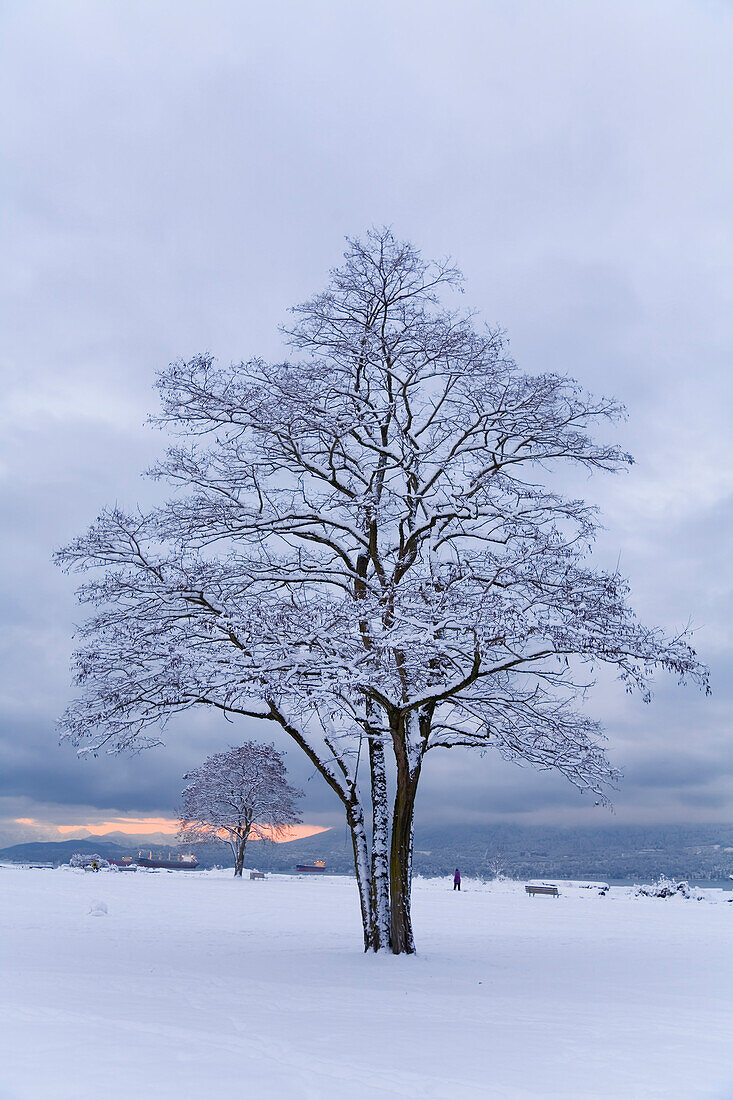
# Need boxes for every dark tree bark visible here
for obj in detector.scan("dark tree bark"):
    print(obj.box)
[233,823,252,877]
[389,767,420,955]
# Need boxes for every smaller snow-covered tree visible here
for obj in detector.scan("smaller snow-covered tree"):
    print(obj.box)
[485,847,507,881]
[69,852,109,870]
[178,743,302,876]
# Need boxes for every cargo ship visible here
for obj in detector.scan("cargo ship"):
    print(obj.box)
[295,860,326,873]
[136,851,199,870]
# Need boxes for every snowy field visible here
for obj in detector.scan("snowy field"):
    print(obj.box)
[0,866,731,1099]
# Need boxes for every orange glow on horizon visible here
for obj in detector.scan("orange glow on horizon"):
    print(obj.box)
[252,824,329,843]
[16,816,330,843]
[56,817,179,836]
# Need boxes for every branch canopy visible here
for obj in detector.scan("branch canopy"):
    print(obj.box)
[57,228,708,807]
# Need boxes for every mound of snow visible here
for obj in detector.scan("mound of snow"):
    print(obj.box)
[636,875,704,900]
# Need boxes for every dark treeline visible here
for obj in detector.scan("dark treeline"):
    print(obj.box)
[4,823,731,882]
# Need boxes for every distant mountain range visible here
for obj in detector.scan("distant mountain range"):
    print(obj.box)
[2,823,732,881]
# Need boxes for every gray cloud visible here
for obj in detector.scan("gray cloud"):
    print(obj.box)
[1,0,731,842]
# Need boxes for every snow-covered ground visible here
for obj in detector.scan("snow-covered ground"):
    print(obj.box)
[0,866,730,1099]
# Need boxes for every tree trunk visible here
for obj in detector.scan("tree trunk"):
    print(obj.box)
[234,836,245,877]
[369,736,391,951]
[389,763,421,954]
[233,823,251,877]
[345,797,375,952]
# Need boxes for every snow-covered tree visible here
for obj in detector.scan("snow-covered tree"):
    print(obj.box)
[56,229,707,953]
[484,847,507,882]
[69,852,109,870]
[178,742,302,876]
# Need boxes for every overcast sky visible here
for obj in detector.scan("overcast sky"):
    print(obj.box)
[1,0,731,846]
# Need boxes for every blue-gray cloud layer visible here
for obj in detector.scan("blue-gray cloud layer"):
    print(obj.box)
[1,0,731,843]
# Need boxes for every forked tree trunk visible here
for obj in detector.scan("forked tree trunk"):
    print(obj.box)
[233,823,251,877]
[234,841,245,876]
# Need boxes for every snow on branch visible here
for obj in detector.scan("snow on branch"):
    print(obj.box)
[57,227,708,811]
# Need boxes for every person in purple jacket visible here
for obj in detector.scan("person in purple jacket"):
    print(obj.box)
[453,868,461,891]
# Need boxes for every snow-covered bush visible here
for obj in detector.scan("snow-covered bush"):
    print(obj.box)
[69,852,109,871]
[636,875,702,900]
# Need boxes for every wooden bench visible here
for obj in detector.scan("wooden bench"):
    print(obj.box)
[525,884,559,897]
[249,871,266,880]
